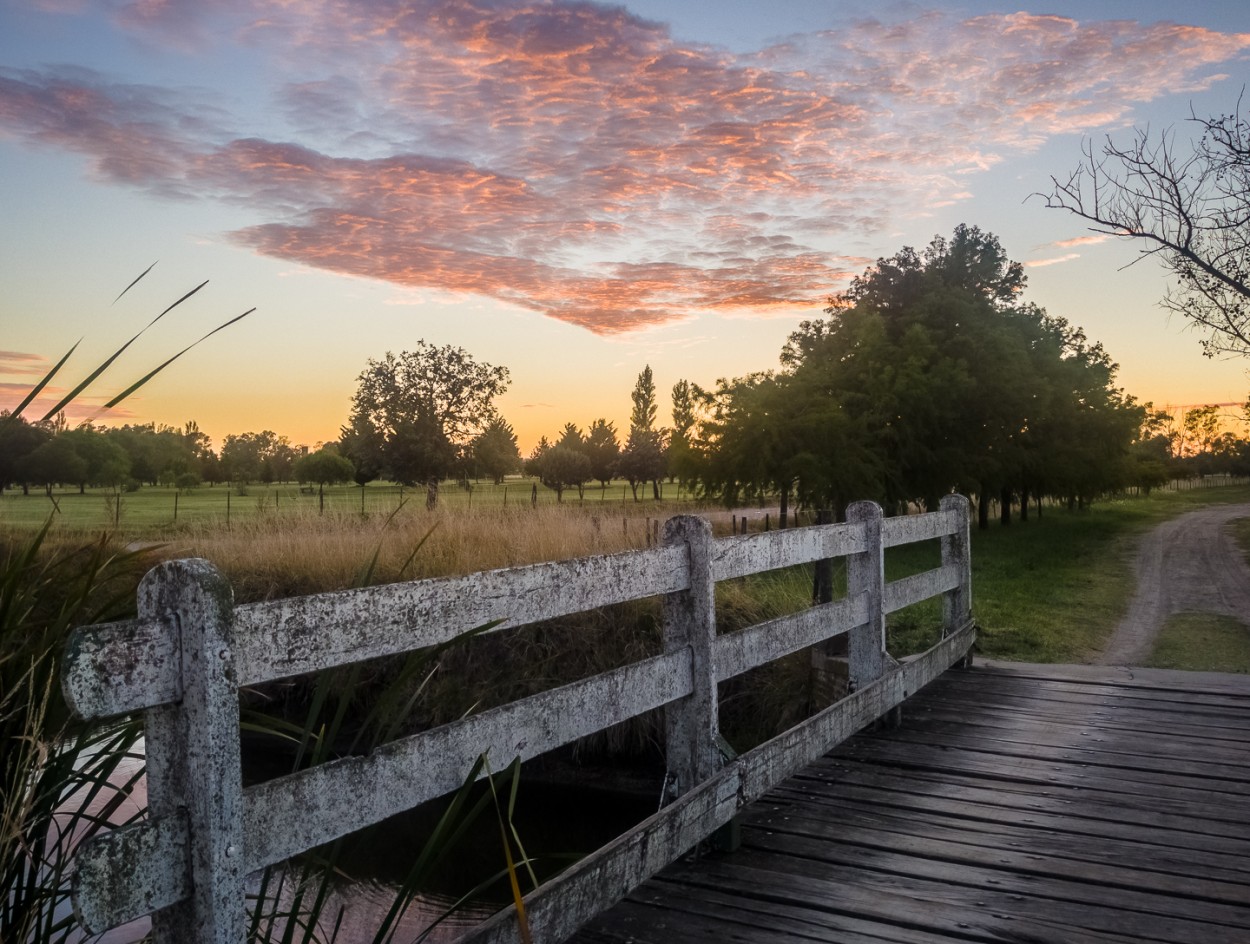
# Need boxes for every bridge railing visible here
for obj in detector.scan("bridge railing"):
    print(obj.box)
[63,494,974,944]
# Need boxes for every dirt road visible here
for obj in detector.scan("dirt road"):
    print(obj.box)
[1096,503,1250,665]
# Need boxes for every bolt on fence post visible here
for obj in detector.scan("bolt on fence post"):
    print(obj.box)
[662,515,720,800]
[846,501,885,691]
[940,494,972,639]
[138,559,244,944]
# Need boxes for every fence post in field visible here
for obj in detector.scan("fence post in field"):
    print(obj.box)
[662,515,720,799]
[137,559,243,944]
[846,500,885,691]
[940,493,973,647]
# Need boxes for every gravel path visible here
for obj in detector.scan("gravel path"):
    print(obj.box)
[1095,503,1250,665]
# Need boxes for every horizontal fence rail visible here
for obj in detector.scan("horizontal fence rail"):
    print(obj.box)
[65,495,975,943]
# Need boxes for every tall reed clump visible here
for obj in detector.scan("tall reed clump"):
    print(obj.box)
[1,266,252,943]
[0,523,153,943]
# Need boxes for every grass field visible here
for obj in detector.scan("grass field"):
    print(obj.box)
[0,477,711,534]
[6,480,1248,666]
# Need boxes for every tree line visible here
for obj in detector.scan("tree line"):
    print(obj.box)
[4,225,1248,523]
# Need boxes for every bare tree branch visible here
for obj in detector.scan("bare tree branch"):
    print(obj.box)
[1038,97,1250,358]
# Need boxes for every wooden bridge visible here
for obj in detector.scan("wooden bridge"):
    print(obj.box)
[568,661,1250,944]
[61,496,1250,943]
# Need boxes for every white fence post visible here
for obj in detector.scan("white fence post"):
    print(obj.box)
[940,494,972,640]
[139,559,244,944]
[662,515,720,798]
[846,501,885,691]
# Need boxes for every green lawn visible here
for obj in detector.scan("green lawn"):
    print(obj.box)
[0,477,702,534]
[964,486,1250,664]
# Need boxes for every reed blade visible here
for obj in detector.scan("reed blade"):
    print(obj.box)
[9,339,80,420]
[112,262,157,304]
[99,307,255,411]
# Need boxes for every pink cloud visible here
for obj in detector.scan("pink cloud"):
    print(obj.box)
[1025,253,1081,268]
[1054,234,1113,248]
[0,351,49,376]
[2,4,1248,333]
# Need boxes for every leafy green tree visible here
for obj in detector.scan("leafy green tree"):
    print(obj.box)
[220,431,290,485]
[667,380,701,489]
[16,436,86,497]
[387,414,457,507]
[59,428,130,492]
[529,445,592,503]
[584,419,620,487]
[338,412,386,487]
[620,365,665,500]
[347,343,510,507]
[0,414,51,495]
[472,415,522,484]
[294,446,356,510]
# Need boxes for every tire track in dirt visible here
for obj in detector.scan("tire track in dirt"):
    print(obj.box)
[1096,503,1250,665]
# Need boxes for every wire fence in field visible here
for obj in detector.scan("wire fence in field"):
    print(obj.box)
[0,478,722,535]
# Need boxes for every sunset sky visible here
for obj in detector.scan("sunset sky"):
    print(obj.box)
[2,0,1248,452]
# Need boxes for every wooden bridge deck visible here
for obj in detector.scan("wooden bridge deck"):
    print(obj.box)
[569,661,1250,944]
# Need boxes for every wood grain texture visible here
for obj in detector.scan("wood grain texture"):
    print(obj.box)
[571,660,1250,944]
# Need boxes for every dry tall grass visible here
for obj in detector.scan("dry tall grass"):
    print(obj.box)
[165,503,677,603]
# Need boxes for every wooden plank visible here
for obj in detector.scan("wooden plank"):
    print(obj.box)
[911,690,1250,747]
[64,545,688,719]
[712,594,867,681]
[246,648,692,872]
[755,786,1250,883]
[746,804,1250,909]
[880,507,959,547]
[73,810,188,932]
[657,856,1165,944]
[710,523,865,581]
[891,706,1250,767]
[854,725,1250,797]
[741,830,1250,932]
[62,617,178,722]
[792,756,1250,851]
[882,564,959,614]
[973,659,1250,697]
[840,738,1250,823]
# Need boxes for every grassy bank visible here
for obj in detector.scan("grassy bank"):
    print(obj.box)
[967,486,1250,664]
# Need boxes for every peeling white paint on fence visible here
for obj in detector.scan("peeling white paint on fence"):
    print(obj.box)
[64,496,975,944]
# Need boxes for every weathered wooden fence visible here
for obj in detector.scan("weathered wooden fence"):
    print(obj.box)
[63,495,974,944]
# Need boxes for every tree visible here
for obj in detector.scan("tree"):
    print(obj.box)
[472,415,522,484]
[220,431,290,485]
[59,428,130,492]
[1042,101,1250,356]
[529,445,592,503]
[668,380,701,489]
[620,366,665,500]
[16,436,86,497]
[347,343,510,507]
[387,414,457,507]
[584,419,620,487]
[294,446,356,511]
[338,412,386,487]
[0,414,51,494]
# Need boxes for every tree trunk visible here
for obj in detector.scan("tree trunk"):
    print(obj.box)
[426,480,439,510]
[999,486,1011,526]
[1020,485,1029,522]
[779,482,790,529]
[977,487,990,530]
